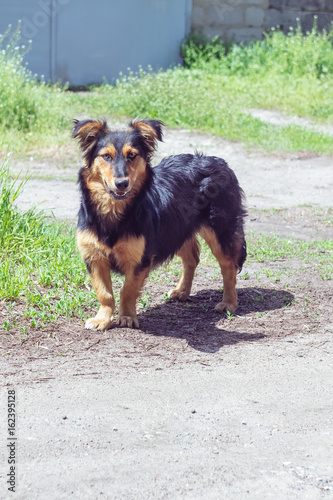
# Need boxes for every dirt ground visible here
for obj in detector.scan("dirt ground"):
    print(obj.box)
[1,122,333,499]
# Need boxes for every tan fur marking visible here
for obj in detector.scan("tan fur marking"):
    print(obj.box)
[99,145,116,158]
[73,121,107,160]
[112,235,146,274]
[127,156,147,190]
[168,237,200,301]
[118,267,151,328]
[73,121,105,140]
[80,151,147,220]
[130,120,158,148]
[199,226,238,313]
[81,161,127,219]
[199,227,223,256]
[122,144,139,157]
[76,229,115,330]
[76,228,112,262]
[77,228,145,270]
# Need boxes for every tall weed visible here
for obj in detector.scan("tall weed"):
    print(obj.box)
[0,24,68,135]
[182,20,333,78]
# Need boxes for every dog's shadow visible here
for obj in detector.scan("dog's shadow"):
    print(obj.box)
[137,287,294,353]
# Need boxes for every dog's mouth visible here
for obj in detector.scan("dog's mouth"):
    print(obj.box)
[104,182,130,200]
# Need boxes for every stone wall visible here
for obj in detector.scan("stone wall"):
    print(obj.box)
[191,0,333,43]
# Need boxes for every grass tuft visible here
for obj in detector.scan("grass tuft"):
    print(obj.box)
[0,24,70,152]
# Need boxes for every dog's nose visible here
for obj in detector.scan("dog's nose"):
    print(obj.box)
[115,178,129,190]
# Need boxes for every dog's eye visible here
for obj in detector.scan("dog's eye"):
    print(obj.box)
[127,152,137,161]
[101,153,112,161]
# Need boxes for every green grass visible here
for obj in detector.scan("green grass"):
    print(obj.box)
[0,158,97,329]
[1,22,333,154]
[85,68,333,154]
[0,24,72,153]
[247,233,332,279]
[181,20,333,78]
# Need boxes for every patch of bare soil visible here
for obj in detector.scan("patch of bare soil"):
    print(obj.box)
[247,108,333,137]
[249,206,333,240]
[1,260,330,364]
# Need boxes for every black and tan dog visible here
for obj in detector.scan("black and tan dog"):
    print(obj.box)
[73,118,247,331]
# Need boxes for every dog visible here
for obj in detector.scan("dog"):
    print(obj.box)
[72,118,247,331]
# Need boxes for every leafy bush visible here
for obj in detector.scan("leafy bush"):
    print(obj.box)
[181,32,226,70]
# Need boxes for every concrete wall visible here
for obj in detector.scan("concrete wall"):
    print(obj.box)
[267,0,333,34]
[0,0,192,85]
[191,0,333,43]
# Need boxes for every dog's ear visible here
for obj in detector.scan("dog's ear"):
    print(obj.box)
[72,119,109,154]
[129,119,164,152]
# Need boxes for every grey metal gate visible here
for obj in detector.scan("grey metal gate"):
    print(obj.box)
[0,0,192,85]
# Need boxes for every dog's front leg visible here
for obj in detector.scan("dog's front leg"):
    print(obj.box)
[118,267,150,328]
[85,258,115,331]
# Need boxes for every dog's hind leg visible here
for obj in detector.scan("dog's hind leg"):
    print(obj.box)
[199,227,240,314]
[168,237,200,302]
[118,267,150,328]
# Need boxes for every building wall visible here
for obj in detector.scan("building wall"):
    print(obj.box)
[0,0,192,85]
[191,0,333,42]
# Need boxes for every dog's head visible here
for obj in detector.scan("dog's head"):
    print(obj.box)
[72,118,163,201]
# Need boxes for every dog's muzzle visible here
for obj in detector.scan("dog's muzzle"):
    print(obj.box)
[104,181,130,200]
